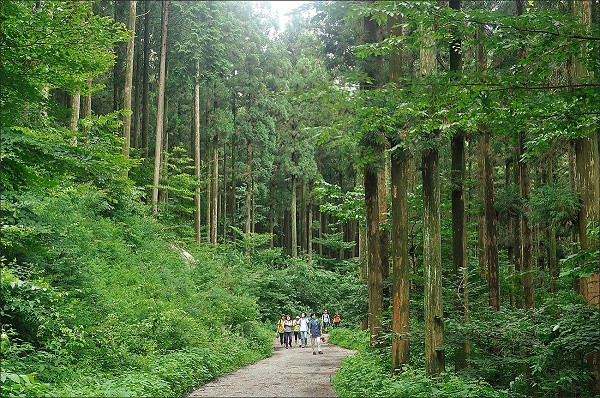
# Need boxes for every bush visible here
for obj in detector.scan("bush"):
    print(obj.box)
[333,350,503,398]
[0,185,273,397]
[328,327,369,351]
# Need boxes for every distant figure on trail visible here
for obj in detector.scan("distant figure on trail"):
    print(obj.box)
[293,315,300,347]
[283,314,293,349]
[298,312,310,348]
[277,314,286,346]
[309,313,323,355]
[333,313,341,328]
[322,309,330,333]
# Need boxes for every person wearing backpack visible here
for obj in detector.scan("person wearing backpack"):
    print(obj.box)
[283,314,293,349]
[276,314,286,346]
[322,309,330,333]
[298,312,310,348]
[309,313,323,355]
[293,316,300,347]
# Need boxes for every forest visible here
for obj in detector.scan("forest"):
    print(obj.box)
[1,0,599,397]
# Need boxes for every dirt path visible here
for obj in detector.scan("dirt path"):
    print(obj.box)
[189,334,354,397]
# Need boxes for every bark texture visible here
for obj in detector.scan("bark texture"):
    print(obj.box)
[121,1,137,177]
[365,166,383,346]
[194,64,201,243]
[423,148,445,375]
[151,0,169,214]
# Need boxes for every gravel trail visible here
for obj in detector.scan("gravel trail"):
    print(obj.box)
[188,335,354,397]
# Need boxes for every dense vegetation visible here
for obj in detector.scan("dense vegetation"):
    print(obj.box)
[1,0,598,397]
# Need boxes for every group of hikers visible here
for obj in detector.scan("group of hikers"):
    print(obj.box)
[276,310,342,355]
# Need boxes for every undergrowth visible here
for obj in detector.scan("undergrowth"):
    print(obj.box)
[1,184,273,397]
[329,328,503,398]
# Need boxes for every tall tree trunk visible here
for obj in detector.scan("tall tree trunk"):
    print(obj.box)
[513,149,523,308]
[519,132,535,310]
[569,0,600,309]
[302,179,308,253]
[452,131,470,365]
[291,175,298,257]
[362,13,386,345]
[389,13,410,373]
[132,23,142,149]
[141,0,150,158]
[269,211,274,248]
[449,0,469,369]
[505,157,515,306]
[161,97,169,204]
[205,96,211,242]
[365,166,383,346]
[81,80,92,121]
[308,202,313,258]
[359,215,368,331]
[194,62,201,244]
[547,159,558,293]
[69,93,81,132]
[421,20,444,375]
[222,138,228,242]
[231,135,237,242]
[423,148,445,375]
[570,3,600,392]
[113,2,123,112]
[319,210,324,261]
[339,223,345,260]
[251,182,255,234]
[477,137,487,279]
[244,143,252,234]
[69,92,81,146]
[151,0,168,214]
[121,1,137,178]
[378,153,390,283]
[211,133,218,244]
[483,131,500,311]
[575,135,600,307]
[391,148,410,372]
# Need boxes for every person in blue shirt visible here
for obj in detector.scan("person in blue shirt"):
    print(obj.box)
[309,313,323,355]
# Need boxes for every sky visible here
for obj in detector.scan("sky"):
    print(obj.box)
[264,1,311,31]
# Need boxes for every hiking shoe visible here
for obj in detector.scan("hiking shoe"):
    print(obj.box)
[313,351,316,355]
[318,351,323,354]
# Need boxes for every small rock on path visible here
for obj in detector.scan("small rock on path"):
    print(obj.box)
[189,335,354,397]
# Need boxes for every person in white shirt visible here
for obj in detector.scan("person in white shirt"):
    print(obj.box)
[322,309,330,333]
[298,312,310,348]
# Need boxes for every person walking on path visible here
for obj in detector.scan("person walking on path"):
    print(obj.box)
[309,313,323,355]
[322,309,330,333]
[333,313,341,328]
[293,316,300,347]
[276,314,286,346]
[298,312,309,348]
[283,314,293,349]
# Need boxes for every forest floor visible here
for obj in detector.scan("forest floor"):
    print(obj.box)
[188,334,355,397]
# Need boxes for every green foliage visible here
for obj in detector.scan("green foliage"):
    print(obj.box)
[236,256,365,325]
[0,185,272,397]
[0,0,127,126]
[446,291,600,397]
[333,350,503,398]
[529,183,580,227]
[328,327,369,351]
[314,180,364,223]
[494,184,522,218]
[560,224,600,280]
